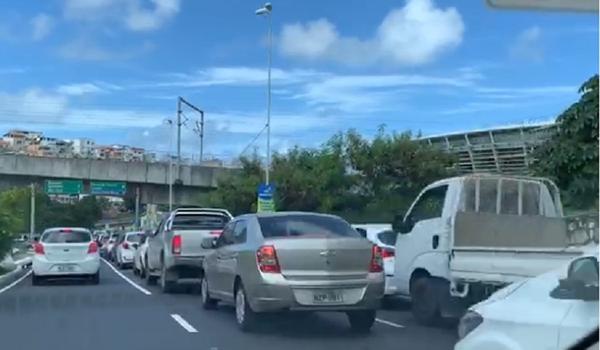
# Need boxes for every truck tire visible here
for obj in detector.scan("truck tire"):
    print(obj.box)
[160,263,176,293]
[410,276,442,326]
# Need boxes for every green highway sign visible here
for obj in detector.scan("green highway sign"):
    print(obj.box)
[44,180,83,195]
[90,181,127,196]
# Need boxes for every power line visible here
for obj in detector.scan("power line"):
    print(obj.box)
[238,124,268,158]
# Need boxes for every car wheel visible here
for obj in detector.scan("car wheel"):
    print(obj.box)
[31,273,42,286]
[133,265,139,276]
[160,263,176,293]
[91,271,100,285]
[140,263,147,279]
[235,282,259,332]
[411,276,441,326]
[347,310,376,333]
[145,258,157,285]
[200,275,218,310]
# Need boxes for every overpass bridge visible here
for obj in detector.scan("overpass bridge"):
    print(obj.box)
[0,154,235,205]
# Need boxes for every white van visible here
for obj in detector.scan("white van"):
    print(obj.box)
[390,174,595,325]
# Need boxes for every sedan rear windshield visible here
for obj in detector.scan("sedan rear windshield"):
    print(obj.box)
[42,230,92,243]
[171,214,230,230]
[258,215,360,238]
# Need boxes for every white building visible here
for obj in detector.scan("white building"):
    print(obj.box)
[71,138,95,158]
[2,130,41,152]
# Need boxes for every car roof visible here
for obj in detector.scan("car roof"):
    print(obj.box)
[241,211,344,220]
[42,227,91,233]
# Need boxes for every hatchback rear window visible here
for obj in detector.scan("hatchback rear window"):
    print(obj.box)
[126,234,144,243]
[377,230,397,246]
[42,229,91,243]
[258,215,360,238]
[171,214,230,230]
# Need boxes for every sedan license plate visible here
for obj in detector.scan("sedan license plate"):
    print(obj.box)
[57,265,75,272]
[312,290,343,304]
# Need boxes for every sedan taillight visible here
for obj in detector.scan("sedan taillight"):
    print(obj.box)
[256,245,281,273]
[369,245,383,273]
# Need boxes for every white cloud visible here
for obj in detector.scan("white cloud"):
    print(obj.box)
[63,0,180,32]
[58,38,154,61]
[56,83,115,96]
[30,13,54,41]
[279,0,464,66]
[125,0,180,31]
[146,67,325,88]
[0,89,68,124]
[510,26,543,62]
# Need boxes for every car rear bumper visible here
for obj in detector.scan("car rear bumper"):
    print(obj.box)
[33,255,100,276]
[247,272,385,312]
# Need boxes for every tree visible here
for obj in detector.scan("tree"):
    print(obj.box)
[207,156,263,215]
[533,75,599,210]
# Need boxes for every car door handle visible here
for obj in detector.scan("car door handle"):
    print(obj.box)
[432,235,439,249]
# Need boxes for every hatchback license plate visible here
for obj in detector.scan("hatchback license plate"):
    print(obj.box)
[312,291,343,304]
[57,265,75,272]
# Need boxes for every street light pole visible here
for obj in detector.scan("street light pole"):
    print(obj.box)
[256,2,273,185]
[164,119,174,211]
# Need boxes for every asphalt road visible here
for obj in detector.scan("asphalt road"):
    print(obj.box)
[0,261,457,350]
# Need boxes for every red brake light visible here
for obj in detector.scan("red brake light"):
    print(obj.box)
[210,230,223,236]
[256,245,281,273]
[34,243,45,255]
[88,242,98,254]
[381,248,395,258]
[122,242,129,250]
[369,245,384,273]
[172,235,182,255]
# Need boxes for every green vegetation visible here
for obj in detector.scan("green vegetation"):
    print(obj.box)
[533,74,599,210]
[209,127,457,221]
[0,188,103,258]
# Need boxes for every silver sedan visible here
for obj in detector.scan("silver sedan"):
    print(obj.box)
[200,212,385,332]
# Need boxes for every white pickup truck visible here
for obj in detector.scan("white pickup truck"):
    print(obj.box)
[389,174,597,325]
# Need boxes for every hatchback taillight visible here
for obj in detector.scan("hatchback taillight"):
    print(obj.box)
[210,230,223,236]
[122,242,129,250]
[256,245,281,273]
[34,243,45,255]
[172,235,182,255]
[381,248,395,258]
[369,245,383,273]
[88,241,98,254]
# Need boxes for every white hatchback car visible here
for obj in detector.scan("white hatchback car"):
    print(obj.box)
[455,253,599,350]
[133,234,149,278]
[115,231,145,269]
[352,224,396,295]
[32,227,100,285]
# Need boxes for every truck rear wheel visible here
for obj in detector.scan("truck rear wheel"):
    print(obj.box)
[410,276,442,326]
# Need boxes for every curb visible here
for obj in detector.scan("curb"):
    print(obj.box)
[0,257,32,289]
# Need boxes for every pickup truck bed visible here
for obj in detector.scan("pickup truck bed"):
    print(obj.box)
[450,212,593,285]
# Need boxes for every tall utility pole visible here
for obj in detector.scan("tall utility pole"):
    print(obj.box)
[178,97,205,164]
[194,118,205,163]
[164,118,174,211]
[256,2,273,184]
[29,183,35,241]
[134,186,140,230]
[176,98,182,180]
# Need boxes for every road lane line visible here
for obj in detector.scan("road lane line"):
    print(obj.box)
[376,318,405,328]
[171,314,198,333]
[0,270,32,294]
[101,258,152,295]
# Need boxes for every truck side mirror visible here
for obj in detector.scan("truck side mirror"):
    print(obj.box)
[393,213,413,234]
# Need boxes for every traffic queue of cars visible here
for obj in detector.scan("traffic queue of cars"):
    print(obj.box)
[28,174,598,344]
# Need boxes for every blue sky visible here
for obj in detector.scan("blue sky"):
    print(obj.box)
[0,0,597,161]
